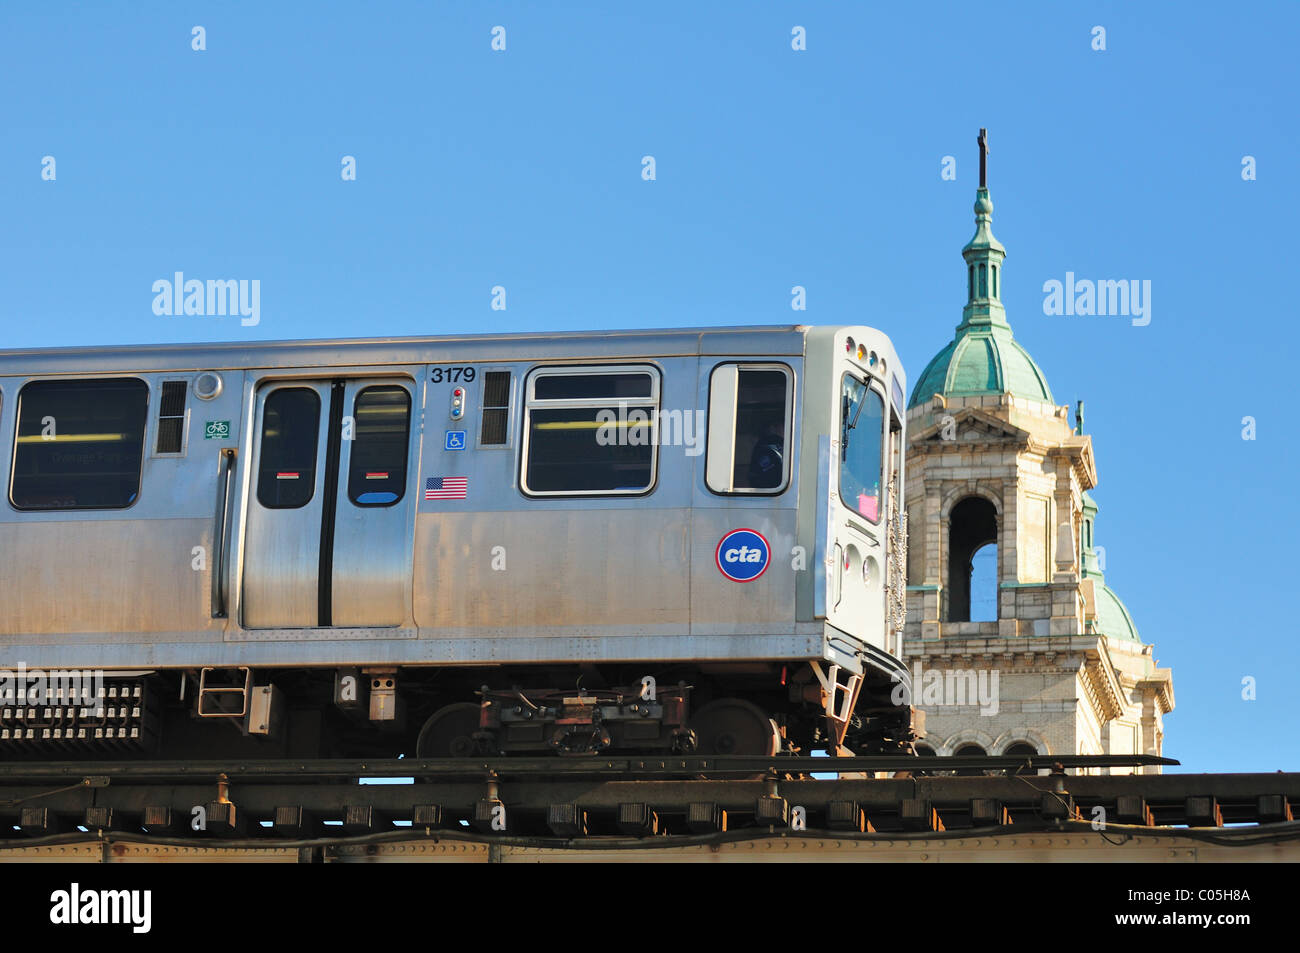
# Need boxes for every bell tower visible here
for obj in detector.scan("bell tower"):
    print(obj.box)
[900,130,1173,771]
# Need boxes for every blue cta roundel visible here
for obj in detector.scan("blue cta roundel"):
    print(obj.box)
[716,529,771,583]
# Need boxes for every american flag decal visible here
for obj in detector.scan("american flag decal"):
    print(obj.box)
[425,476,468,500]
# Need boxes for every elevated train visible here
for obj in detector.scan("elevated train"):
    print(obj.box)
[0,325,915,759]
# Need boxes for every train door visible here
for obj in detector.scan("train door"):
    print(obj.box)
[241,377,417,628]
[826,359,889,650]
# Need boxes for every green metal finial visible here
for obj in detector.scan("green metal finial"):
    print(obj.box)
[1075,400,1085,435]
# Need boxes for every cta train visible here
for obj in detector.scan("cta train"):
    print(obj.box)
[0,325,914,759]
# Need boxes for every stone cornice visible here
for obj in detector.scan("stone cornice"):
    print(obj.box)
[902,634,1127,723]
[1138,667,1175,714]
[1082,643,1126,723]
[1046,435,1097,490]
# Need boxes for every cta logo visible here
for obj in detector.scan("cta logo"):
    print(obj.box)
[716,529,771,583]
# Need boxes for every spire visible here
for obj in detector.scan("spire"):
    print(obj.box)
[957,127,1009,334]
[907,127,1055,409]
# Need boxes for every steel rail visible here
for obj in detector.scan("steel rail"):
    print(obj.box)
[0,753,1177,783]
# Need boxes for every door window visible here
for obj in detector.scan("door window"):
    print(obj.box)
[255,388,321,509]
[347,386,411,506]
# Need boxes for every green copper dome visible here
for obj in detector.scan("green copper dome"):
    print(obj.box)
[907,183,1054,409]
[1094,582,1141,643]
[909,326,1054,408]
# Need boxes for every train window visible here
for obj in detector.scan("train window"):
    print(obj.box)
[533,373,652,400]
[522,366,659,495]
[706,364,792,494]
[347,386,411,507]
[839,374,884,523]
[479,371,512,446]
[10,377,149,510]
[256,388,321,509]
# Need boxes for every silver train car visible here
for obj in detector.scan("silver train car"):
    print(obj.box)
[0,325,913,759]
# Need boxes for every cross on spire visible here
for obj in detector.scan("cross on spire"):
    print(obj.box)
[978,127,989,188]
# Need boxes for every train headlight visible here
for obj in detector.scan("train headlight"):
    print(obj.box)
[194,372,223,400]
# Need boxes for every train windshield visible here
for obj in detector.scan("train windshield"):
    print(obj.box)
[840,374,884,523]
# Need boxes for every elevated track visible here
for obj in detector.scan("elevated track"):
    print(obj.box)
[2,755,1296,862]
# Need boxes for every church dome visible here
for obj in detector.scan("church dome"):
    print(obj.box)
[1094,582,1141,643]
[908,326,1053,408]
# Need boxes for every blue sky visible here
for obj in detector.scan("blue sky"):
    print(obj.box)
[3,3,1297,773]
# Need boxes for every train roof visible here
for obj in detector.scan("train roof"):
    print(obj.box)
[0,324,835,375]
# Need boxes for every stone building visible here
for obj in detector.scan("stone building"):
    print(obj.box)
[901,162,1174,773]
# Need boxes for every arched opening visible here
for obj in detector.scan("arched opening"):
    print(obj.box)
[969,542,997,621]
[953,742,986,777]
[947,496,998,622]
[1003,741,1041,776]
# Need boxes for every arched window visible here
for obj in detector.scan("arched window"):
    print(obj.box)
[991,265,998,298]
[978,264,988,297]
[953,743,986,777]
[969,542,997,621]
[1003,742,1041,776]
[947,496,998,622]
[968,265,975,300]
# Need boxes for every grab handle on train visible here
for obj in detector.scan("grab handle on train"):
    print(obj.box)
[211,448,237,618]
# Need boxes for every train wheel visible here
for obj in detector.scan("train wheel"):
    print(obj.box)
[415,703,482,758]
[690,699,780,757]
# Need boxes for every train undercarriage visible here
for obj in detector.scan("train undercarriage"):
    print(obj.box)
[0,661,922,761]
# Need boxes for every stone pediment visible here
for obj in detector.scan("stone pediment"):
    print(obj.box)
[911,407,1032,448]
